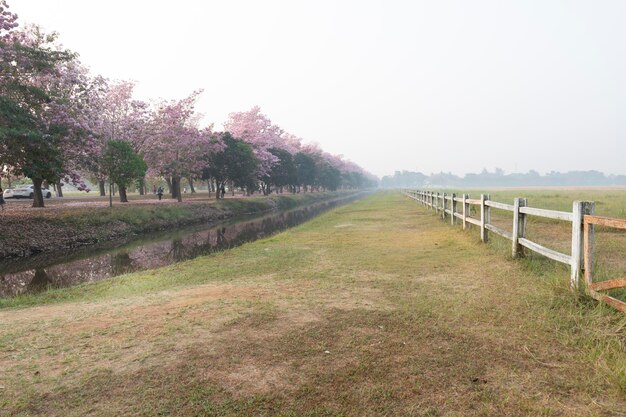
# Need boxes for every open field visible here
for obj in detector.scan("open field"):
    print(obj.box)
[1,192,625,416]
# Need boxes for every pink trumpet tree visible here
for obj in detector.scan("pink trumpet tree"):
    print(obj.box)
[144,91,218,202]
[89,79,152,196]
[224,106,282,178]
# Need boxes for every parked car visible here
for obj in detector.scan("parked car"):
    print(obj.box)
[3,185,52,199]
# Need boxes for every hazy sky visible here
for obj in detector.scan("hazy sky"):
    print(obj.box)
[13,0,626,177]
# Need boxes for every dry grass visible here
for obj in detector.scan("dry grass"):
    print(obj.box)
[0,192,624,416]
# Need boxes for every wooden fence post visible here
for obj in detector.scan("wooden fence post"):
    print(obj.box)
[583,216,595,291]
[512,197,527,258]
[451,193,457,225]
[442,193,447,220]
[480,194,490,243]
[463,194,469,230]
[435,193,439,214]
[571,201,595,290]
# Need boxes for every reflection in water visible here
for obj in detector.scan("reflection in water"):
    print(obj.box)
[28,269,51,292]
[111,252,134,276]
[0,194,364,298]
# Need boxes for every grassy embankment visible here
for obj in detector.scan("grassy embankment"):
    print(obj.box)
[0,191,349,258]
[0,192,624,416]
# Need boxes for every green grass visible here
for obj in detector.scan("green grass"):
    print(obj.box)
[0,192,624,416]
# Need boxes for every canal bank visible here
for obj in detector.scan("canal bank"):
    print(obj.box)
[0,191,360,260]
[0,192,367,298]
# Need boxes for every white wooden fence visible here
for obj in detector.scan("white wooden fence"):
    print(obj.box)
[401,189,594,291]
[402,189,626,312]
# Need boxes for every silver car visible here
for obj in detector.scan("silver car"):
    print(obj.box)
[4,185,52,199]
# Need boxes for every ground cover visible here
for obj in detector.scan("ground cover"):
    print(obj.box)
[0,192,624,416]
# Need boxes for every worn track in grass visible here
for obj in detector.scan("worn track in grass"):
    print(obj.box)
[0,192,624,416]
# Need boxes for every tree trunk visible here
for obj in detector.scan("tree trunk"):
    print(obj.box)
[99,179,106,196]
[231,181,235,196]
[119,185,128,203]
[138,177,145,195]
[171,176,182,202]
[32,177,45,208]
[189,177,196,194]
[166,177,173,195]
[171,177,177,199]
[56,181,63,197]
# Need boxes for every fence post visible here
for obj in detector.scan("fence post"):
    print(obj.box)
[480,194,490,243]
[442,193,447,220]
[583,215,595,291]
[462,194,468,230]
[435,193,439,214]
[451,193,457,225]
[571,201,595,290]
[512,197,527,258]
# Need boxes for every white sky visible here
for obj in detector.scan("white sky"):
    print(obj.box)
[13,0,626,177]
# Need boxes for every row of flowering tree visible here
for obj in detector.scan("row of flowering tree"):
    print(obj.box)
[0,1,375,207]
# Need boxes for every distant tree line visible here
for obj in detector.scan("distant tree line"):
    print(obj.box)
[381,168,626,188]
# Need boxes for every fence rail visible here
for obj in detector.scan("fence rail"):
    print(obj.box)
[583,215,626,312]
[402,189,626,313]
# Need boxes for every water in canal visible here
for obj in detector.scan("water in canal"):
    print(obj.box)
[0,193,366,298]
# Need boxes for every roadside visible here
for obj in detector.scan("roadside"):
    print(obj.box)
[0,192,624,416]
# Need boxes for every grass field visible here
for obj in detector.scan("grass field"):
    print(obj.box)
[0,192,624,416]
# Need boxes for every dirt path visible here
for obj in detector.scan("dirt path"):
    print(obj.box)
[0,193,624,416]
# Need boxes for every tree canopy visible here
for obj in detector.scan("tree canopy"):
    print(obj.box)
[101,140,147,202]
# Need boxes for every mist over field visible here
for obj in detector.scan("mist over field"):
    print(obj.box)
[382,169,626,188]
